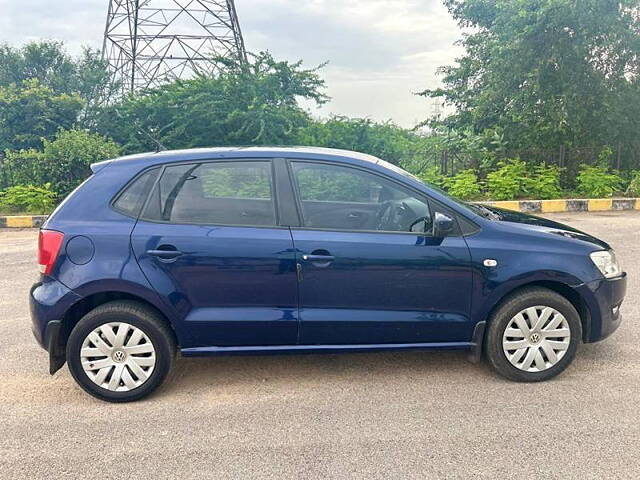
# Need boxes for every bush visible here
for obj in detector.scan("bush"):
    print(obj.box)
[486,158,529,200]
[417,166,445,188]
[0,148,46,188]
[0,129,120,197]
[528,163,563,199]
[445,169,481,200]
[576,164,623,198]
[625,170,640,197]
[0,184,57,214]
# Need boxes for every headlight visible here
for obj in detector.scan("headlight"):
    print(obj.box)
[590,250,621,278]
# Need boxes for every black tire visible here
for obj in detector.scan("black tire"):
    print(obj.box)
[485,287,581,382]
[66,300,176,402]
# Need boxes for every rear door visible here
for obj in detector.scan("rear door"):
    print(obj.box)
[131,159,298,349]
[288,160,474,346]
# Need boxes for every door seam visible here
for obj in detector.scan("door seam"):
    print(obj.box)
[288,226,303,345]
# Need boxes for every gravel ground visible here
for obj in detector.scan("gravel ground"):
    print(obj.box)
[1,211,639,479]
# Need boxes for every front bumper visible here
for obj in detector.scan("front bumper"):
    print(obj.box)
[577,272,627,343]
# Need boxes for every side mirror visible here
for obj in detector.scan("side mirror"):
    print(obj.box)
[433,212,454,238]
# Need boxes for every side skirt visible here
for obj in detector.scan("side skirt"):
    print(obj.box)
[181,341,473,357]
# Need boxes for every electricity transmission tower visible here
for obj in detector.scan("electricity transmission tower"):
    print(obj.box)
[102,0,247,93]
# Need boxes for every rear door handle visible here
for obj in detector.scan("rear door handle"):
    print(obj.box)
[302,254,335,262]
[146,249,183,260]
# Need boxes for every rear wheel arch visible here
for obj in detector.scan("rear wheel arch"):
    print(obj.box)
[65,299,176,402]
[61,291,179,349]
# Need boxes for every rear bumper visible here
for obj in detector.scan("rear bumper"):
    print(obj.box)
[577,272,627,343]
[30,278,81,373]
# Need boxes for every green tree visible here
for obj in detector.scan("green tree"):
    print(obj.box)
[98,52,328,152]
[0,41,118,128]
[40,129,120,196]
[0,79,83,150]
[423,0,640,166]
[299,116,433,167]
[0,41,76,93]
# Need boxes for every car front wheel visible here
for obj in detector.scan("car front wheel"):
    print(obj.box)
[485,287,581,382]
[66,300,176,402]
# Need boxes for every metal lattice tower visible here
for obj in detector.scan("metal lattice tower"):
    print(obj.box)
[102,0,247,93]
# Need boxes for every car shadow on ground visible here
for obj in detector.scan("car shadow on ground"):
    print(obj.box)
[162,349,492,393]
[153,339,626,400]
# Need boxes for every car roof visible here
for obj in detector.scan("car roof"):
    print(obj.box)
[93,146,384,171]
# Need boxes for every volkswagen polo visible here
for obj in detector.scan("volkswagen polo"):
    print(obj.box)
[30,147,627,402]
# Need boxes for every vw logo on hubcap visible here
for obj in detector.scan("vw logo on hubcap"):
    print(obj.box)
[112,350,127,363]
[529,333,541,344]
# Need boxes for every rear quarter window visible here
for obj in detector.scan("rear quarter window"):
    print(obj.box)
[112,168,160,217]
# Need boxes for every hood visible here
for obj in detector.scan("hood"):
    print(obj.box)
[485,206,611,250]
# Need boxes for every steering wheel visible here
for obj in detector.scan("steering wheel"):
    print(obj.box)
[375,200,395,230]
[409,216,433,233]
[376,200,422,231]
[401,201,417,222]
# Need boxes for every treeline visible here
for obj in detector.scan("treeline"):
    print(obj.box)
[0,42,437,213]
[418,0,640,198]
[1,1,639,213]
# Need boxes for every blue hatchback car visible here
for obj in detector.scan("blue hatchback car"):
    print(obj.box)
[30,147,627,402]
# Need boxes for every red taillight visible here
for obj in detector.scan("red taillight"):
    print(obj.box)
[38,230,64,275]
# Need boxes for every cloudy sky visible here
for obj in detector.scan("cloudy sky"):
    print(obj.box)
[0,0,463,127]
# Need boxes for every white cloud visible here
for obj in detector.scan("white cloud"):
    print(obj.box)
[0,0,462,127]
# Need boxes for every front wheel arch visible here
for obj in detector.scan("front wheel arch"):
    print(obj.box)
[484,286,582,381]
[482,280,591,345]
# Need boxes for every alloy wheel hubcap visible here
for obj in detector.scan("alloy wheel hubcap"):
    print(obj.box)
[502,306,571,372]
[81,322,156,392]
[112,350,127,363]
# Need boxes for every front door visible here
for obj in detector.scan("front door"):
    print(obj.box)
[288,161,473,345]
[131,160,298,349]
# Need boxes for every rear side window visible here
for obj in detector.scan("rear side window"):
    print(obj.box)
[112,168,159,217]
[142,161,276,226]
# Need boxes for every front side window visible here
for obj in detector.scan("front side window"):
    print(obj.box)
[142,161,276,226]
[291,162,432,233]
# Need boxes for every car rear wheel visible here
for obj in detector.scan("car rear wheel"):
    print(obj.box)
[485,287,581,382]
[66,300,176,402]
